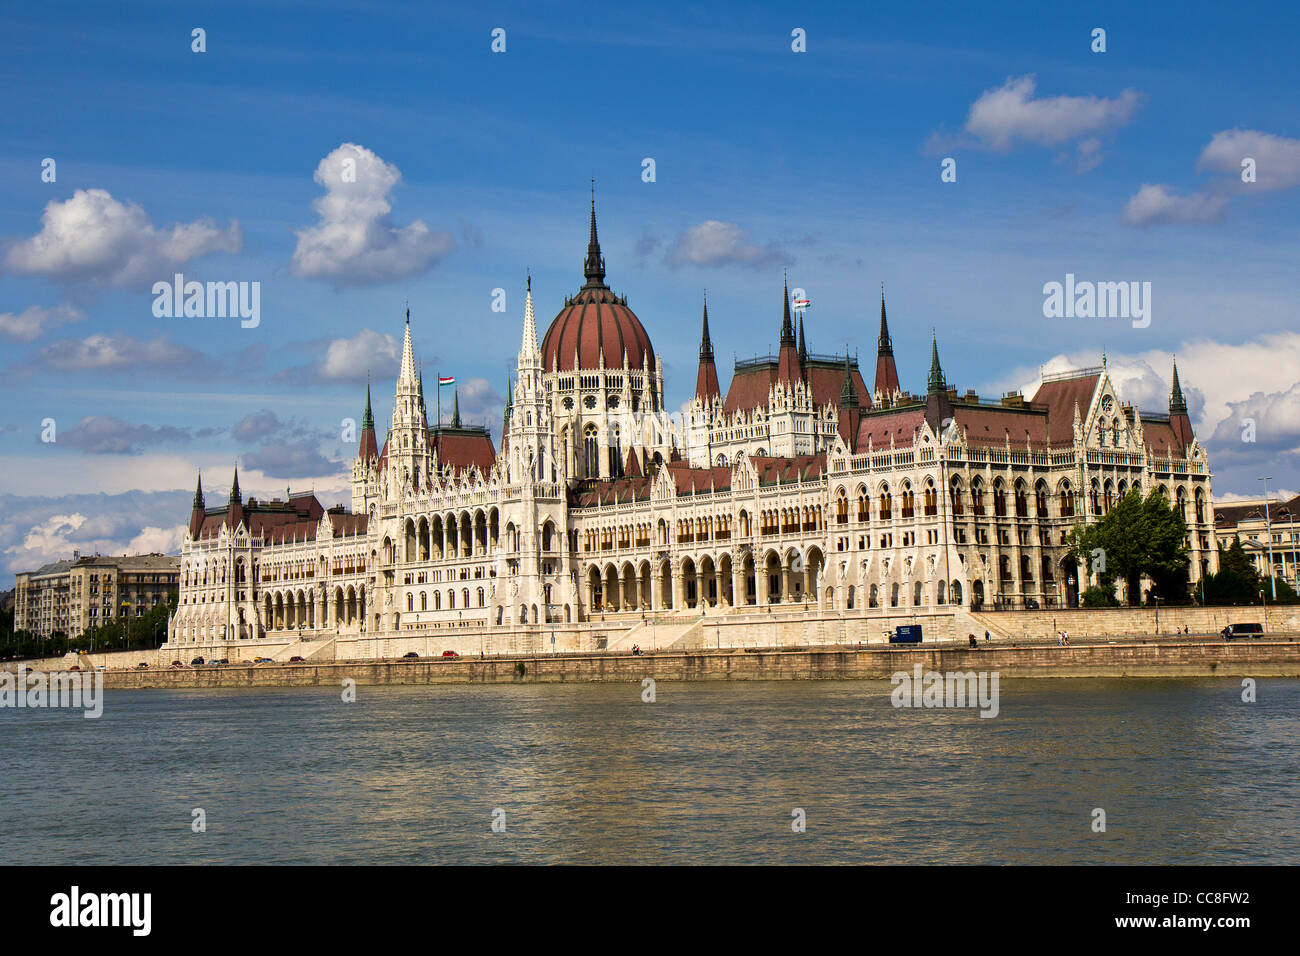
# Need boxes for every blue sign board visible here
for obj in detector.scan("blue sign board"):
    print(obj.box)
[890,625,923,644]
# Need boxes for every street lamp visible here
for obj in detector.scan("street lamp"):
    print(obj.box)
[1259,476,1277,600]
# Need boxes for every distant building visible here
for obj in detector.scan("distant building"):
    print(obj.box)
[13,553,179,640]
[1214,494,1300,590]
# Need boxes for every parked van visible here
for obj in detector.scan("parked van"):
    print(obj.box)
[1224,622,1264,640]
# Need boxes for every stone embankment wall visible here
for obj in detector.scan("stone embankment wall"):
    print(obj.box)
[69,640,1300,688]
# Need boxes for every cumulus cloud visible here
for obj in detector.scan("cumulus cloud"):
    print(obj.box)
[1197,128,1300,192]
[0,304,85,343]
[58,416,191,455]
[1122,184,1229,227]
[274,328,402,385]
[290,143,454,285]
[0,494,192,577]
[446,377,503,429]
[230,409,339,481]
[961,74,1141,152]
[26,332,205,372]
[3,188,240,287]
[665,220,786,269]
[1122,128,1300,227]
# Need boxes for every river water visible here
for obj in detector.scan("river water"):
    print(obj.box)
[2,679,1296,864]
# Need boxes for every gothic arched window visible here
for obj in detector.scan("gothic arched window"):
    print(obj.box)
[584,424,599,478]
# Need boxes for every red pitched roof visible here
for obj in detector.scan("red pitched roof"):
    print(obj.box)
[854,407,927,450]
[430,428,496,476]
[1031,374,1098,447]
[952,405,1051,448]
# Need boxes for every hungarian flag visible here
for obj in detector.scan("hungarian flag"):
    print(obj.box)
[438,375,455,386]
[792,298,811,310]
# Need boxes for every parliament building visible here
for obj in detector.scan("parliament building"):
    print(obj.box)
[167,201,1218,652]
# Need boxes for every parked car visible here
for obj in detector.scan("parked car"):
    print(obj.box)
[69,665,81,672]
[1224,622,1264,640]
[170,661,184,668]
[288,655,305,662]
[137,662,149,669]
[402,651,421,659]
[190,656,205,666]
[441,650,460,659]
[212,659,229,666]
[253,656,274,664]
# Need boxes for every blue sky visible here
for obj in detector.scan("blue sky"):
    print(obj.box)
[2,0,1298,583]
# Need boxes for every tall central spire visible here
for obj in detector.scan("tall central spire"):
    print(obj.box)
[878,288,893,355]
[520,272,539,358]
[398,308,417,385]
[583,180,606,288]
[873,286,901,402]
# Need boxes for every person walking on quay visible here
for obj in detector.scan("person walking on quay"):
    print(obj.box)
[984,630,991,643]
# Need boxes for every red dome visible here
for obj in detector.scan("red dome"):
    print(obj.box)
[541,286,656,373]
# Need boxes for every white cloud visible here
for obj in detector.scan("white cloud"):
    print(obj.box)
[665,220,785,268]
[1197,128,1300,192]
[963,74,1141,152]
[1122,184,1229,227]
[29,332,204,372]
[3,188,240,286]
[290,143,454,285]
[0,305,85,343]
[322,328,402,381]
[2,512,186,575]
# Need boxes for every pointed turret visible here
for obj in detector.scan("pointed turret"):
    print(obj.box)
[927,334,946,394]
[695,295,721,402]
[1169,358,1194,451]
[837,351,861,448]
[874,288,901,402]
[780,272,795,347]
[188,471,206,539]
[450,390,462,428]
[625,447,643,478]
[924,334,953,435]
[358,381,379,462]
[797,314,808,369]
[777,272,801,385]
[226,465,244,529]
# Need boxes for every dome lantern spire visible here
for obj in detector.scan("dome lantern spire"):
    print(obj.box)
[583,180,607,289]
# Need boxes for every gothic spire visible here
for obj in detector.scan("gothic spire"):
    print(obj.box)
[398,309,417,385]
[362,380,374,430]
[193,472,204,510]
[228,466,241,505]
[780,271,795,347]
[878,287,893,356]
[699,294,714,363]
[582,182,606,288]
[1169,358,1187,415]
[450,390,461,428]
[695,293,721,403]
[928,334,946,394]
[521,273,539,358]
[840,351,858,409]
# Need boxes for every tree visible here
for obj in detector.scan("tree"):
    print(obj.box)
[1203,536,1262,605]
[1063,488,1190,606]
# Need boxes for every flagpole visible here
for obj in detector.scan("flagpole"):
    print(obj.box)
[437,375,441,430]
